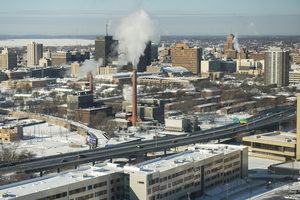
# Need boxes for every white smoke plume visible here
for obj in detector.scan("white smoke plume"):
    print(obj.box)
[114,9,160,69]
[80,58,103,76]
[232,33,240,53]
[123,85,132,102]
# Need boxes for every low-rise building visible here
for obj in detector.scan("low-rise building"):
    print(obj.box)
[0,126,23,142]
[1,78,56,88]
[243,131,296,161]
[0,144,248,200]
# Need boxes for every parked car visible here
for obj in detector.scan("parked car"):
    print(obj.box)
[232,129,235,131]
[172,140,177,143]
[61,159,68,162]
[137,145,143,148]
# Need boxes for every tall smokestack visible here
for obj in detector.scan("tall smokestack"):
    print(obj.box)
[106,23,108,36]
[89,71,93,94]
[239,53,241,71]
[132,70,137,126]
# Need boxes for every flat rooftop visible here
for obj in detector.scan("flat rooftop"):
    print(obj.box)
[244,132,297,145]
[124,144,245,175]
[0,163,122,199]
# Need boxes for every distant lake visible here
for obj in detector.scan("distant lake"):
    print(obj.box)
[0,39,94,47]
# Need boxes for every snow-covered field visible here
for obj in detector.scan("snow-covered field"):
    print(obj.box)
[6,122,90,158]
[0,39,94,47]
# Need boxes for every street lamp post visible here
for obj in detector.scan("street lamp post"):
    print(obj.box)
[226,183,229,200]
[268,165,276,188]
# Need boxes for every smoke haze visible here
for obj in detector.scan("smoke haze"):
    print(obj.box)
[123,85,132,102]
[113,9,160,69]
[80,58,103,76]
[232,34,241,53]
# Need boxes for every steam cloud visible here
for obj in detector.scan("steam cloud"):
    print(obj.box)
[114,9,160,69]
[232,34,240,53]
[80,58,103,76]
[123,85,133,102]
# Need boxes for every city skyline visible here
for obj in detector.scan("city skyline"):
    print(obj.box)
[0,0,299,36]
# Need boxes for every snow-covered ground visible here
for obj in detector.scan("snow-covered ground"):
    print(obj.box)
[199,110,252,130]
[1,122,90,158]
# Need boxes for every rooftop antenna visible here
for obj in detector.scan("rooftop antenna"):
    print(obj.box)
[106,23,108,36]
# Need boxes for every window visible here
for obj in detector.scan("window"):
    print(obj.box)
[88,185,92,190]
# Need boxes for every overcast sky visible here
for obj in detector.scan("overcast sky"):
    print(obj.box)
[1,0,299,36]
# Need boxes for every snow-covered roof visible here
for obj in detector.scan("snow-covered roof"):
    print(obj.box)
[124,144,246,175]
[163,66,190,73]
[0,163,122,199]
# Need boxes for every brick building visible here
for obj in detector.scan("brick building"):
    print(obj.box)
[171,43,202,75]
[0,126,23,142]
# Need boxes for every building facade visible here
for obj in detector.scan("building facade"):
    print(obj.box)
[0,126,23,142]
[67,91,94,120]
[201,59,220,72]
[264,47,289,87]
[27,42,43,67]
[0,47,17,70]
[95,36,118,67]
[171,44,202,75]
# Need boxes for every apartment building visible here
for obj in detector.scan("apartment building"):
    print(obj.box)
[264,47,289,87]
[27,42,43,67]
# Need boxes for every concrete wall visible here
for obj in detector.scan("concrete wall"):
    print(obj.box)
[9,111,71,130]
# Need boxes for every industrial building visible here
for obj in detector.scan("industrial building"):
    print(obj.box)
[171,43,202,75]
[137,76,208,88]
[120,98,165,125]
[67,91,94,120]
[0,126,23,142]
[75,106,112,125]
[165,115,200,132]
[1,78,56,88]
[0,144,248,200]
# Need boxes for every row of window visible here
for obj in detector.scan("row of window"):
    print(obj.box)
[36,192,67,200]
[184,182,194,189]
[93,181,107,189]
[70,193,93,200]
[110,177,123,184]
[111,186,122,193]
[224,154,239,163]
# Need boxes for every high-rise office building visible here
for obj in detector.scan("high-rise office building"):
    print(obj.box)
[224,34,237,59]
[136,41,151,72]
[95,36,118,67]
[27,42,43,67]
[171,43,202,75]
[0,47,17,70]
[264,47,289,87]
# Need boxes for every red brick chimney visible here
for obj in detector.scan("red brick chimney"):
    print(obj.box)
[132,70,137,126]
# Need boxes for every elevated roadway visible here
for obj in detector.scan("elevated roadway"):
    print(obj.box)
[0,106,296,175]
